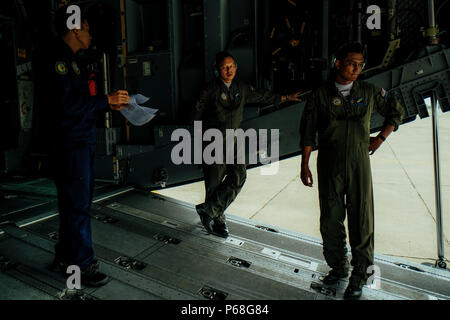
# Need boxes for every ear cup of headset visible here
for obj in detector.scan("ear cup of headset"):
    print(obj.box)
[213,64,219,77]
[330,55,337,69]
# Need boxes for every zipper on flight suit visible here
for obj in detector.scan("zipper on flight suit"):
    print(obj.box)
[342,83,357,209]
[344,100,349,208]
[342,91,351,208]
[227,85,234,129]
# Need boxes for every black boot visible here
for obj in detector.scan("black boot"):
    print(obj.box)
[344,284,363,300]
[81,259,109,287]
[344,274,364,300]
[322,269,349,285]
[212,220,229,238]
[196,204,214,234]
[49,258,69,274]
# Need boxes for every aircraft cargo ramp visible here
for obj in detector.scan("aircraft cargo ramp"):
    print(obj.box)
[0,188,449,301]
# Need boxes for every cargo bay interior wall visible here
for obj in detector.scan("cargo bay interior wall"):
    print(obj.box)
[0,0,448,179]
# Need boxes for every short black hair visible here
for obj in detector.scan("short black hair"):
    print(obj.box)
[53,4,88,37]
[215,51,235,69]
[334,42,365,61]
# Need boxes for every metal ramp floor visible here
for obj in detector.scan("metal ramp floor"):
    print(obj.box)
[1,189,449,301]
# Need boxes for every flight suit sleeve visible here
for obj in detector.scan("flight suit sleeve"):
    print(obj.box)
[244,84,282,107]
[300,91,319,148]
[192,85,211,121]
[372,85,405,131]
[52,60,110,117]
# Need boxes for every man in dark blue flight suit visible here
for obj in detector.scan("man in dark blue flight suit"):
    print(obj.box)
[48,7,129,287]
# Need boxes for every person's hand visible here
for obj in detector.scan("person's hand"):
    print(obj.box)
[110,104,129,111]
[289,39,300,47]
[369,136,383,155]
[287,91,302,102]
[107,90,129,106]
[300,164,313,187]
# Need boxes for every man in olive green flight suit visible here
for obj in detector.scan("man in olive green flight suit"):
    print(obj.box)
[300,42,404,299]
[194,51,301,238]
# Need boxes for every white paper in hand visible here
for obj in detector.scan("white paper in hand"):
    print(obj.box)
[120,94,158,126]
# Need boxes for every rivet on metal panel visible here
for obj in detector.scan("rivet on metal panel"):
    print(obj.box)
[225,237,244,246]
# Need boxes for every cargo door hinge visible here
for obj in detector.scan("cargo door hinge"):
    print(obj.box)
[198,285,228,300]
[227,257,251,269]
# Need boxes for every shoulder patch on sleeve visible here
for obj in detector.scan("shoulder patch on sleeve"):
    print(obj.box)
[55,61,68,75]
[380,88,389,99]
